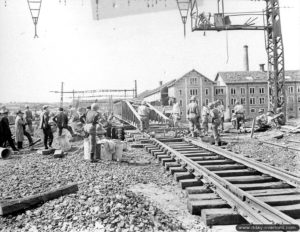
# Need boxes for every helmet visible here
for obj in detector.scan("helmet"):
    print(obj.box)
[91,103,100,111]
[190,96,196,101]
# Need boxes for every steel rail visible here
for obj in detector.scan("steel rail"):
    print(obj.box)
[185,138,300,187]
[151,138,300,225]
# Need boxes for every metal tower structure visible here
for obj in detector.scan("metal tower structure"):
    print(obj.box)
[27,0,42,38]
[177,0,285,115]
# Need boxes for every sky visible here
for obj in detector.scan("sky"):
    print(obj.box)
[0,0,299,103]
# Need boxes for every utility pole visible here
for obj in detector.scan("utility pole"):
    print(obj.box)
[134,80,137,98]
[60,82,64,107]
[27,0,42,38]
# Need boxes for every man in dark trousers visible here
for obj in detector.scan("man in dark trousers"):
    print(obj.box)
[0,109,18,151]
[53,107,75,137]
[39,105,53,149]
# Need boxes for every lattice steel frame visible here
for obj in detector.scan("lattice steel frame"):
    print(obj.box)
[179,0,285,115]
[265,0,285,113]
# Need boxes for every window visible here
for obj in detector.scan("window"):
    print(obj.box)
[240,88,246,95]
[298,96,300,103]
[297,86,300,93]
[241,97,246,105]
[215,88,224,95]
[190,77,197,85]
[250,97,255,105]
[205,88,209,95]
[230,88,236,95]
[231,98,236,105]
[288,96,294,104]
[250,87,255,94]
[259,87,265,94]
[231,109,235,114]
[190,89,198,96]
[180,111,183,115]
[288,86,294,94]
[205,98,209,105]
[179,90,182,96]
[259,97,265,104]
[179,100,183,106]
[250,109,256,113]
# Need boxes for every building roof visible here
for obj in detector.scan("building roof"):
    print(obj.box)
[142,69,213,99]
[216,70,300,84]
[142,79,176,98]
[174,69,214,85]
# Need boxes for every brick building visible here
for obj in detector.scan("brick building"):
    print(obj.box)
[140,69,215,121]
[214,70,300,120]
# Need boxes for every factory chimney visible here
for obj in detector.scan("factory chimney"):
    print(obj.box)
[159,81,163,86]
[243,45,249,72]
[259,64,265,72]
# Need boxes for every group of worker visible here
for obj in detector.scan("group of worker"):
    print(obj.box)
[256,107,285,131]
[186,96,226,145]
[0,104,118,160]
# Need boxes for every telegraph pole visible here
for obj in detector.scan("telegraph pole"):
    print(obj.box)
[60,82,64,107]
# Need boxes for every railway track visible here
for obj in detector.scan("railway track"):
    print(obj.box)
[134,135,300,227]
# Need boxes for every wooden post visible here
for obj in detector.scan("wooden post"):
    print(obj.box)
[250,116,256,138]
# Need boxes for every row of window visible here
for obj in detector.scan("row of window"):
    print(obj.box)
[231,97,266,105]
[178,88,210,96]
[218,86,300,96]
[178,98,211,106]
[230,87,265,95]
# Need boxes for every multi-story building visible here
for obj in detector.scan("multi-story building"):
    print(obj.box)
[139,69,215,121]
[214,70,300,120]
[139,68,300,122]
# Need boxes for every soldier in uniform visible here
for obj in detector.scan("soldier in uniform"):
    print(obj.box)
[187,96,200,137]
[40,105,53,149]
[201,102,210,136]
[24,105,34,135]
[137,100,150,132]
[209,102,221,146]
[233,101,245,130]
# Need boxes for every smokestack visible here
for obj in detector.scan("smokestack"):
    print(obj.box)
[243,45,249,72]
[259,64,265,72]
[159,81,163,86]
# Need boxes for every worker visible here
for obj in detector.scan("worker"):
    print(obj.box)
[255,109,271,132]
[15,110,26,149]
[187,96,200,137]
[233,101,245,130]
[201,102,210,136]
[137,100,150,132]
[273,107,286,127]
[0,109,18,151]
[24,105,34,135]
[80,106,91,124]
[209,102,221,146]
[39,105,53,150]
[216,100,225,132]
[53,107,75,137]
[172,99,181,127]
[84,103,102,162]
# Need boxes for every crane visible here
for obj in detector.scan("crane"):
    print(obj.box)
[177,0,286,115]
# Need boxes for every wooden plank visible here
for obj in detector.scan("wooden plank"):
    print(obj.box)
[188,193,220,201]
[156,154,170,161]
[179,178,203,189]
[184,153,215,157]
[224,175,275,184]
[169,167,186,175]
[0,184,78,216]
[205,164,246,171]
[202,208,247,226]
[275,204,300,218]
[161,158,174,165]
[189,156,222,162]
[151,149,163,156]
[236,182,291,191]
[174,172,195,181]
[130,144,144,148]
[197,159,235,166]
[257,195,300,206]
[247,188,300,197]
[186,186,213,195]
[164,162,181,170]
[213,169,259,177]
[187,199,229,215]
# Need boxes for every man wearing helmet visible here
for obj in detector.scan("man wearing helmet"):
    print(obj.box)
[233,101,245,130]
[187,96,200,137]
[208,102,221,146]
[138,100,150,132]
